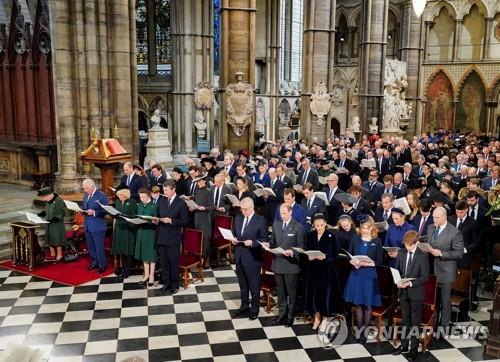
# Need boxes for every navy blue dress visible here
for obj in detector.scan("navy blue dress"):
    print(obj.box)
[343,236,383,307]
[385,221,415,267]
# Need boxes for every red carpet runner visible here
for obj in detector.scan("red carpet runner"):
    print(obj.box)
[0,255,114,286]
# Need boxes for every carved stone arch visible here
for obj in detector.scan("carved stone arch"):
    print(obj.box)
[7,0,32,61]
[425,1,458,22]
[348,6,361,27]
[278,98,292,127]
[493,2,500,18]
[423,69,456,131]
[138,94,148,113]
[459,0,488,19]
[388,3,402,24]
[488,73,500,100]
[335,7,349,28]
[149,95,170,129]
[424,67,457,96]
[456,67,487,132]
[456,66,488,94]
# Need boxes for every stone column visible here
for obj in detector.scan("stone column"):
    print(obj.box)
[400,0,423,135]
[347,26,357,63]
[423,21,433,61]
[220,0,256,152]
[171,0,213,162]
[300,0,336,143]
[50,0,138,192]
[358,0,389,133]
[453,19,462,61]
[266,0,280,141]
[483,17,493,60]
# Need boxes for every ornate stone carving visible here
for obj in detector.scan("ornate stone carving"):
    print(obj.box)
[194,109,208,139]
[310,81,331,126]
[226,72,253,137]
[382,59,411,133]
[331,84,344,106]
[279,80,300,96]
[255,97,266,134]
[369,117,379,134]
[348,116,361,133]
[150,109,162,130]
[194,82,214,110]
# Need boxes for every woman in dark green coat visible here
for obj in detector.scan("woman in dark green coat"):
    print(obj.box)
[112,187,137,280]
[134,188,158,287]
[37,187,67,262]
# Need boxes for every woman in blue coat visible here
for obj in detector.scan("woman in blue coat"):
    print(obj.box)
[385,208,415,267]
[343,214,383,343]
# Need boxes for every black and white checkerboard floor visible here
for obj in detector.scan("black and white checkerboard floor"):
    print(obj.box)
[0,266,495,362]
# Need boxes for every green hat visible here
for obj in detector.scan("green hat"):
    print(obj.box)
[37,187,53,197]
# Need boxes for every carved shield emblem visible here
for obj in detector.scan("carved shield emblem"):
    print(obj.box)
[194,82,214,110]
[310,81,331,126]
[226,79,253,137]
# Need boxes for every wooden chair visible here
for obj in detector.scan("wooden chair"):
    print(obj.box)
[210,215,233,267]
[351,265,396,341]
[451,268,472,322]
[260,250,276,313]
[392,274,438,352]
[179,228,204,289]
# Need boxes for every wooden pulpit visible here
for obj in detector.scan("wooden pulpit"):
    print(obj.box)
[10,222,45,271]
[81,139,132,197]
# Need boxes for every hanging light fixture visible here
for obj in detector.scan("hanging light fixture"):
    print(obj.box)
[412,0,426,18]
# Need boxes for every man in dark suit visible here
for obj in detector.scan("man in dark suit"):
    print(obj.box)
[267,204,305,327]
[375,151,391,179]
[210,173,232,215]
[157,180,189,295]
[374,193,395,225]
[392,230,429,360]
[185,166,201,198]
[297,158,319,190]
[449,200,479,269]
[373,175,403,203]
[402,163,415,185]
[412,155,426,179]
[119,161,144,200]
[231,197,268,320]
[393,173,408,196]
[466,190,487,223]
[335,150,355,191]
[222,153,238,180]
[275,188,308,229]
[276,164,293,188]
[412,198,434,237]
[427,207,464,327]
[350,185,372,216]
[323,173,345,225]
[233,163,255,191]
[264,168,285,225]
[481,165,499,190]
[301,182,326,224]
[82,178,109,273]
[149,164,166,193]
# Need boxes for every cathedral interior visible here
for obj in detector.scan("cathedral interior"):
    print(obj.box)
[0,0,499,189]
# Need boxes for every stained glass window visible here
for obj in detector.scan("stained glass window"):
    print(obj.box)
[155,0,171,75]
[279,0,303,82]
[214,0,221,75]
[136,0,148,75]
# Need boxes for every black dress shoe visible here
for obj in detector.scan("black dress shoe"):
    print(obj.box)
[138,280,147,286]
[272,316,285,326]
[232,308,250,318]
[166,287,178,295]
[284,318,294,328]
[249,312,259,320]
[405,351,418,361]
[161,285,172,292]
[98,268,106,274]
[392,345,408,355]
[148,282,155,287]
[88,265,97,271]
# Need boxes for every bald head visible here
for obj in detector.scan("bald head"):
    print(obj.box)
[433,206,447,227]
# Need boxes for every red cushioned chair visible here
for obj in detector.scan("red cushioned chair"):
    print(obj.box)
[260,250,276,313]
[210,215,233,267]
[392,274,437,351]
[179,228,204,289]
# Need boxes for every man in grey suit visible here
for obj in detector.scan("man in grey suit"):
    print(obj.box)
[210,172,231,215]
[426,206,464,328]
[267,204,305,327]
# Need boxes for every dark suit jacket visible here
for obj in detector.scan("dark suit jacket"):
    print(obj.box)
[354,198,372,216]
[269,218,305,274]
[278,175,293,188]
[395,248,429,300]
[376,157,391,178]
[267,179,285,204]
[83,189,108,232]
[156,195,189,247]
[448,215,480,268]
[373,185,403,202]
[412,213,434,236]
[482,177,499,190]
[297,168,319,190]
[185,178,198,197]
[374,206,395,225]
[301,195,326,220]
[323,187,344,225]
[119,173,144,200]
[149,175,166,193]
[275,202,308,229]
[334,158,355,191]
[232,213,268,267]
[210,184,232,214]
[427,223,464,284]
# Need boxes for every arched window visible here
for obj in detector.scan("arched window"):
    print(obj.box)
[135,0,171,76]
[279,0,303,82]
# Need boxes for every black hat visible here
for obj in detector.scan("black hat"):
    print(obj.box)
[312,213,327,222]
[201,157,216,166]
[37,187,53,197]
[116,184,130,192]
[192,174,208,182]
[334,193,357,204]
[409,179,424,189]
[172,167,184,175]
[431,191,449,204]
[391,208,405,216]
[319,159,329,166]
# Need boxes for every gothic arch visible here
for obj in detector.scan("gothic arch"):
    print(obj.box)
[456,68,487,132]
[388,3,402,24]
[489,74,500,100]
[424,67,457,96]
[149,95,169,114]
[423,69,455,132]
[426,0,458,22]
[138,94,148,113]
[335,7,349,28]
[456,66,488,93]
[348,6,361,27]
[458,0,488,19]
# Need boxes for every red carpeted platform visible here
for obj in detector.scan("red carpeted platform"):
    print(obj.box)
[0,255,115,286]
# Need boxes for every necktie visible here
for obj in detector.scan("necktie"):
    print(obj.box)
[405,252,413,278]
[493,179,497,188]
[369,182,374,190]
[167,198,171,207]
[215,187,220,207]
[302,170,308,184]
[340,159,344,168]
[126,175,131,186]
[242,217,249,234]
[271,180,275,188]
[282,222,287,231]
[329,189,333,201]
[435,226,440,239]
[383,209,389,221]
[379,160,383,173]
[385,188,390,194]
[190,183,195,196]
[153,198,157,205]
[307,199,312,211]
[469,207,474,219]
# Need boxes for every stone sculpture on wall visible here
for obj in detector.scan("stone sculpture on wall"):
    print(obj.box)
[255,97,266,134]
[194,81,215,110]
[310,81,331,126]
[279,80,300,96]
[382,59,411,133]
[226,72,253,137]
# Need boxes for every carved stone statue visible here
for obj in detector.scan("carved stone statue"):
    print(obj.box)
[194,109,208,139]
[226,72,253,136]
[349,116,361,133]
[150,109,162,130]
[310,81,331,126]
[382,59,410,133]
[255,97,266,133]
[369,117,379,133]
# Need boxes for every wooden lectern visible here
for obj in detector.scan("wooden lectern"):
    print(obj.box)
[81,139,132,197]
[10,222,45,271]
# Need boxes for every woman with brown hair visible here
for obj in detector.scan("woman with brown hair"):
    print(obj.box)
[406,191,420,222]
[343,215,383,343]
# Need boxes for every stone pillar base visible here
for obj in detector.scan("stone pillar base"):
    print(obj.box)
[381,128,404,138]
[145,128,173,168]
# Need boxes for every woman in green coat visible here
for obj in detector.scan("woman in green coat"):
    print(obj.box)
[135,188,157,287]
[37,187,67,262]
[112,187,137,280]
